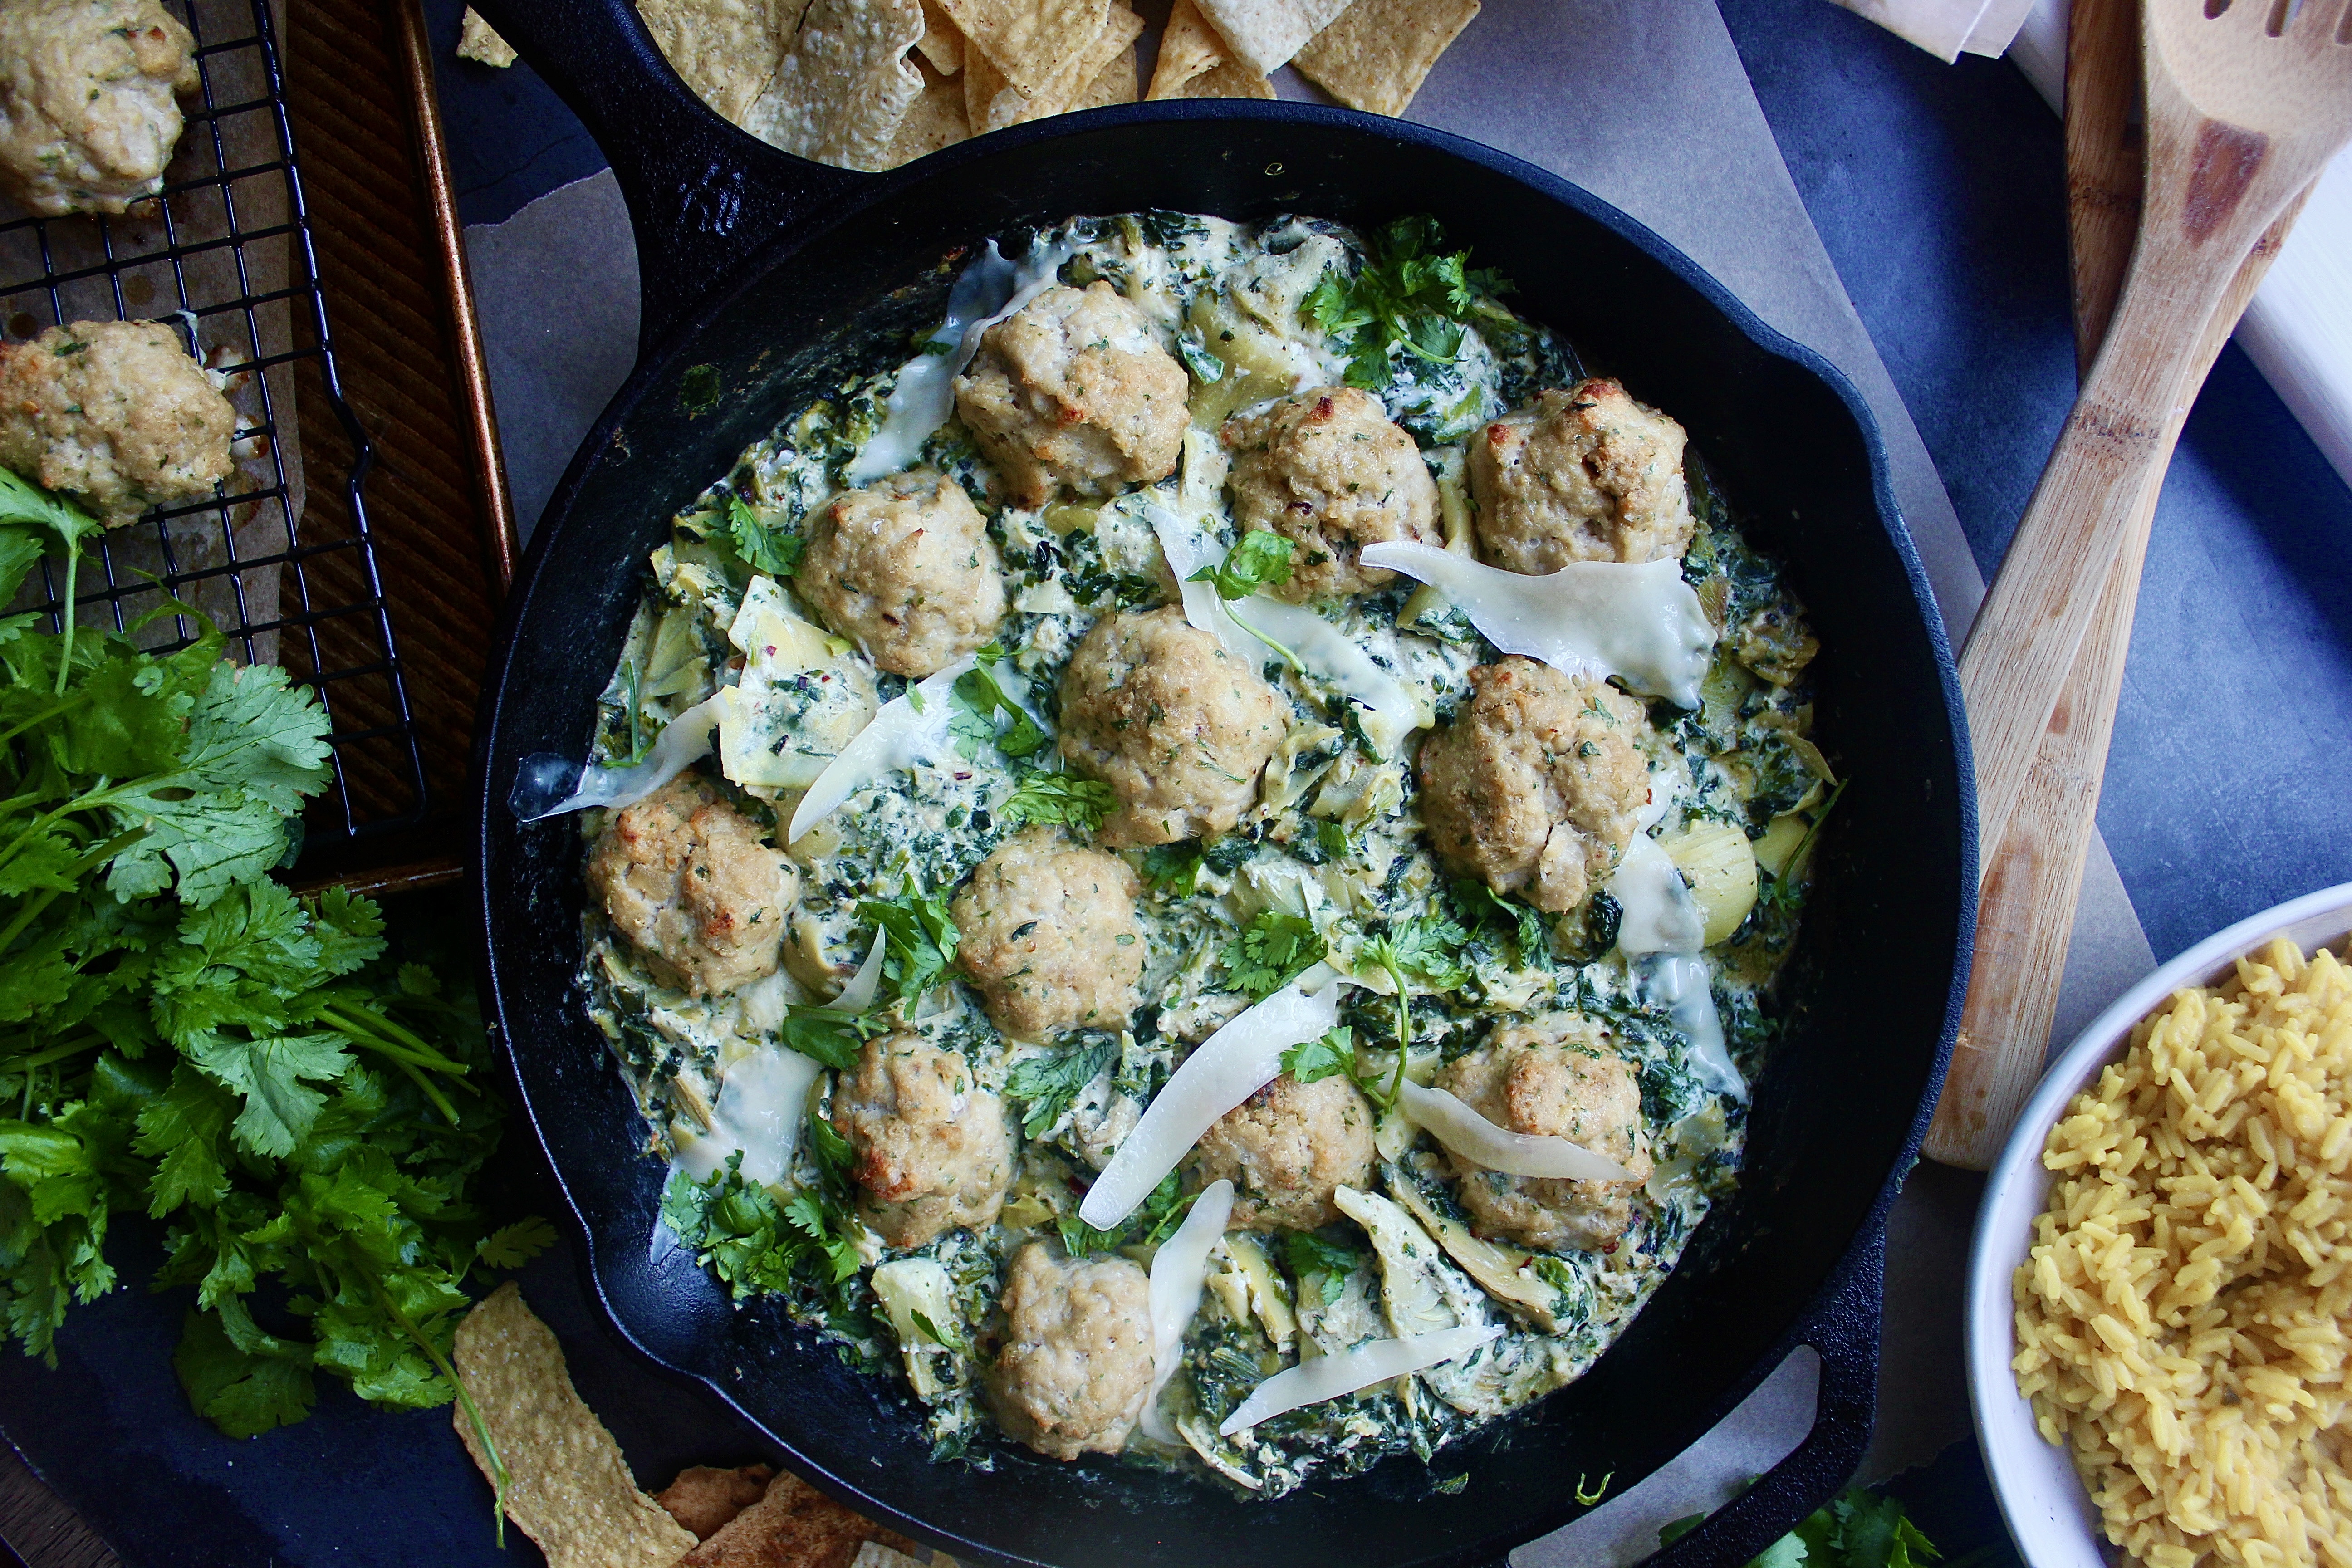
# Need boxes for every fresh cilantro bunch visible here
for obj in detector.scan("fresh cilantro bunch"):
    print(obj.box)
[0,499,545,1471]
[1300,216,1517,395]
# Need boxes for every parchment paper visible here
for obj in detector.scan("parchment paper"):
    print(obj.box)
[460,1,2159,1554]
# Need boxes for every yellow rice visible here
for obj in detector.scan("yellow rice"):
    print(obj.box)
[2015,936,2352,1568]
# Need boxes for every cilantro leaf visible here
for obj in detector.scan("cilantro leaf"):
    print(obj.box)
[1139,842,1201,893]
[475,1218,558,1271]
[1222,910,1324,1000]
[1279,1026,1357,1088]
[1451,877,1551,966]
[1298,216,1516,409]
[1187,529,1294,600]
[856,890,959,1004]
[1004,1035,1118,1138]
[1001,773,1116,834]
[727,494,804,577]
[1060,1169,1185,1256]
[1361,914,1472,994]
[174,1305,315,1439]
[777,1004,880,1070]
[949,651,1048,760]
[1284,1229,1360,1305]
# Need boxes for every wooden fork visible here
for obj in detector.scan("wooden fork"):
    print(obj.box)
[1957,0,2352,863]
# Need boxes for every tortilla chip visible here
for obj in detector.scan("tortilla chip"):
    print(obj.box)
[937,0,1107,96]
[1071,37,1138,108]
[457,7,517,66]
[1191,0,1356,74]
[852,1546,932,1568]
[1293,0,1476,116]
[638,0,788,123]
[888,58,972,163]
[1183,58,1277,95]
[451,1284,697,1568]
[744,0,928,171]
[657,1464,776,1542]
[916,0,963,74]
[1145,0,1221,96]
[679,1471,926,1568]
[965,1,1140,129]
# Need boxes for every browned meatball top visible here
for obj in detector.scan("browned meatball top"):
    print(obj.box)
[1415,657,1650,914]
[584,774,797,996]
[1057,606,1289,848]
[0,319,234,524]
[952,828,1144,1039]
[953,282,1187,507]
[830,1030,1011,1250]
[1469,379,1695,575]
[796,467,1004,677]
[1187,1070,1377,1231]
[1221,386,1440,602]
[1432,1021,1651,1252]
[985,1241,1153,1461]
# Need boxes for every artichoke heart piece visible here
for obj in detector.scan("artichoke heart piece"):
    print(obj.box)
[1386,1166,1570,1333]
[1659,819,1758,947]
[870,1256,960,1400]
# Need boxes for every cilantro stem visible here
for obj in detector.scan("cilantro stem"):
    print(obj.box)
[52,538,78,698]
[313,1004,474,1080]
[371,1280,510,1548]
[1227,612,1303,675]
[387,1055,464,1128]
[0,1032,101,1073]
[0,690,89,750]
[0,886,65,960]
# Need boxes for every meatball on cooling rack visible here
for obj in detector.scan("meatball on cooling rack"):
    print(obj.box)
[1469,377,1696,574]
[952,828,1145,1039]
[1416,656,1651,915]
[797,468,1005,677]
[0,319,235,524]
[954,281,1187,507]
[583,774,797,997]
[0,0,196,217]
[1222,386,1441,603]
[1057,605,1289,848]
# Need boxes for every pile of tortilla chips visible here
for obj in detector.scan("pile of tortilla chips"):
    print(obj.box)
[618,0,1483,169]
[453,1283,958,1568]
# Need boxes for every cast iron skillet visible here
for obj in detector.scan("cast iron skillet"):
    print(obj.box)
[466,5,1979,1563]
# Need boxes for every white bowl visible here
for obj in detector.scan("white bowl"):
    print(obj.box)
[1965,881,2352,1568]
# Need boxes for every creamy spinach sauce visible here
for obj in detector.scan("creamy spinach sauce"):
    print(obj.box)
[573,212,1830,1497]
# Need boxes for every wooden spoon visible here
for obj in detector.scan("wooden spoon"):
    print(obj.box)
[1956,0,2352,862]
[1923,0,2314,1168]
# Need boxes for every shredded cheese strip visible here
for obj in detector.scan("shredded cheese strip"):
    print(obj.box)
[1142,1178,1235,1444]
[1079,967,1348,1229]
[1357,541,1714,708]
[510,691,727,822]
[786,654,976,843]
[847,237,1076,486]
[1397,1080,1634,1181]
[1218,1325,1502,1436]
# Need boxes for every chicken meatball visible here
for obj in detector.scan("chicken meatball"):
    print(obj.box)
[1416,657,1649,914]
[0,0,195,217]
[0,320,234,524]
[795,468,1004,677]
[1469,379,1696,574]
[954,282,1186,507]
[1221,387,1440,602]
[1057,606,1289,847]
[953,828,1144,1039]
[830,1030,1012,1249]
[1433,1022,1651,1251]
[985,1242,1152,1460]
[585,774,796,997]
[1187,1071,1376,1230]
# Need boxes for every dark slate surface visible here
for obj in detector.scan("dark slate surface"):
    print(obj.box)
[2,0,2345,1563]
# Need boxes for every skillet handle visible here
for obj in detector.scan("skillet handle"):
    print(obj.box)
[462,0,875,348]
[1465,1225,1884,1568]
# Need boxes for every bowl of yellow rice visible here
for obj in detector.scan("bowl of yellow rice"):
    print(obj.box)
[1968,882,2352,1568]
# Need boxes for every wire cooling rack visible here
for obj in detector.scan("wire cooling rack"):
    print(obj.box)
[0,0,427,847]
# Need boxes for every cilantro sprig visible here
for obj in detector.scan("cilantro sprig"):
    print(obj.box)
[1222,910,1325,1000]
[1188,529,1294,600]
[1660,1485,1940,1568]
[725,491,804,578]
[1004,1035,1118,1138]
[1300,216,1516,396]
[855,887,959,1004]
[949,644,1048,762]
[1001,772,1116,834]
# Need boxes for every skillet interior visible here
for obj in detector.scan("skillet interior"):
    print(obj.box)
[473,110,1973,1568]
